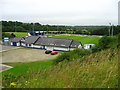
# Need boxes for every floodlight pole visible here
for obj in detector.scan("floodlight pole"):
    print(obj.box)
[32,23,34,32]
[111,24,114,36]
[15,21,16,32]
[47,24,48,37]
[32,23,35,35]
[109,23,111,36]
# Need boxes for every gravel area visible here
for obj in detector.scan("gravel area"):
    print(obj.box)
[1,48,59,63]
[0,45,21,52]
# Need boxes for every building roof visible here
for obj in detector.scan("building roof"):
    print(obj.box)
[70,41,81,48]
[10,37,22,42]
[35,37,76,48]
[10,36,82,48]
[24,36,40,44]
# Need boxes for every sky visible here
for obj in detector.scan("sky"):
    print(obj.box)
[0,0,119,26]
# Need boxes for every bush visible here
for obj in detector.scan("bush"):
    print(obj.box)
[118,34,120,48]
[92,36,118,53]
[98,36,112,49]
[54,49,91,64]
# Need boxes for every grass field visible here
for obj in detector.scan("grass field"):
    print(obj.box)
[2,48,118,88]
[50,35,101,44]
[5,32,101,44]
[3,60,53,76]
[6,32,28,37]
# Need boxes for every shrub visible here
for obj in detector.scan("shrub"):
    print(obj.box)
[118,34,120,48]
[98,36,112,49]
[92,36,118,53]
[54,49,91,64]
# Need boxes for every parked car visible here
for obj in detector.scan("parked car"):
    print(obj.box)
[51,51,58,55]
[45,50,52,54]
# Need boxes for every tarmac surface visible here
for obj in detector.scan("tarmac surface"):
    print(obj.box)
[0,45,21,52]
[0,64,13,72]
[0,45,21,72]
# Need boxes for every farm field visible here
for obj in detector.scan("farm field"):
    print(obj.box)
[49,35,101,44]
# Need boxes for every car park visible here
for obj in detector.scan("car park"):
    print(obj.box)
[45,50,52,54]
[51,51,58,55]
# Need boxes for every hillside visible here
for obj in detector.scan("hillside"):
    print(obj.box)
[2,48,118,88]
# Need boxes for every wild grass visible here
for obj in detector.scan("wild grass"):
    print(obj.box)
[2,48,118,88]
[54,49,91,64]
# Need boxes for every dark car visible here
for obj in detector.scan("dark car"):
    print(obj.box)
[51,51,58,55]
[45,50,52,54]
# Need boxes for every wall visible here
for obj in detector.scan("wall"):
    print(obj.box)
[45,46,54,51]
[10,42,13,46]
[84,44,95,49]
[21,43,26,47]
[54,47,69,51]
[69,48,76,51]
[32,45,44,49]
[17,42,20,46]
[78,44,82,49]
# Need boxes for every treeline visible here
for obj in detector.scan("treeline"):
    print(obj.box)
[1,21,120,35]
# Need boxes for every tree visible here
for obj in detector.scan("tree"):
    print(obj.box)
[11,33,16,38]
[98,36,113,50]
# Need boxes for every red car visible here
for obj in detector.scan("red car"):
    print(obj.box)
[51,51,58,55]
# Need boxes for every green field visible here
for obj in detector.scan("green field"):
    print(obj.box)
[5,32,101,44]
[6,32,101,44]
[2,48,118,88]
[6,32,28,37]
[50,35,101,44]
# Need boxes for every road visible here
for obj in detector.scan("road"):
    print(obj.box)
[0,45,20,72]
[0,64,13,72]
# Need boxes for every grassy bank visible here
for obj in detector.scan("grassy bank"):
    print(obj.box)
[2,48,118,88]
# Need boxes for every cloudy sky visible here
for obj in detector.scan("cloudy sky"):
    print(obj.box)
[1,0,119,25]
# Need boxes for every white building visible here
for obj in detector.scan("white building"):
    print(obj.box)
[10,36,82,51]
[84,44,95,50]
[10,37,22,46]
[34,37,82,51]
